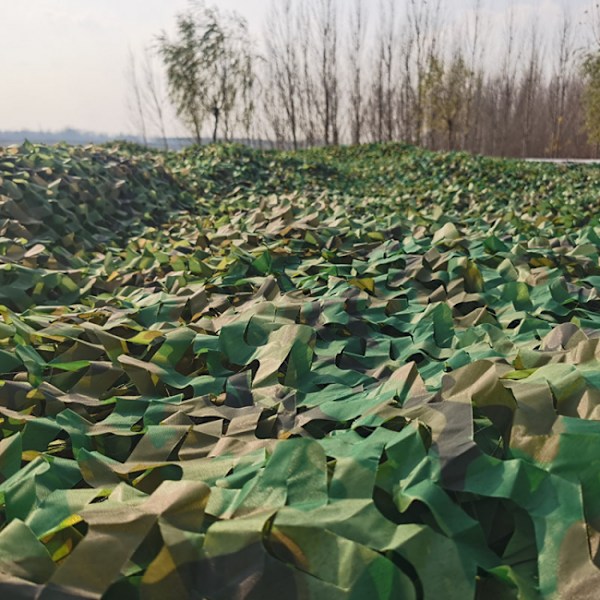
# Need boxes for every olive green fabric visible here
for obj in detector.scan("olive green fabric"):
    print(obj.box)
[0,141,600,598]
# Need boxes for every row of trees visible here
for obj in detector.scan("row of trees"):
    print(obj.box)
[129,0,600,158]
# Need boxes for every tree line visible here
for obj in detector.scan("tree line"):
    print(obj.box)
[128,0,600,158]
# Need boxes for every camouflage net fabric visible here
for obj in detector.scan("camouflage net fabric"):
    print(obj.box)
[0,142,600,598]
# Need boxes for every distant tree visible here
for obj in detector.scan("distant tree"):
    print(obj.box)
[312,0,340,145]
[264,0,301,149]
[237,42,257,144]
[582,52,600,150]
[407,0,442,147]
[498,6,520,156]
[148,0,597,157]
[347,0,367,145]
[398,15,416,144]
[421,52,445,146]
[517,22,543,157]
[547,10,575,157]
[297,0,318,146]
[422,50,471,150]
[126,49,148,146]
[140,47,171,150]
[375,0,398,142]
[441,53,471,150]
[158,13,203,143]
[157,2,256,144]
[462,0,486,152]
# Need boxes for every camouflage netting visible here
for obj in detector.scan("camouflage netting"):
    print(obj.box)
[1,142,600,598]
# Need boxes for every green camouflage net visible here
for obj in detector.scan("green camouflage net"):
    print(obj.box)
[0,142,600,598]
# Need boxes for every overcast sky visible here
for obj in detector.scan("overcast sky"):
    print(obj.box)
[0,0,594,135]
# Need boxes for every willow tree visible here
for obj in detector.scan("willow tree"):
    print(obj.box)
[157,2,256,144]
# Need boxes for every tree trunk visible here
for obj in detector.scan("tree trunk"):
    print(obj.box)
[212,107,220,143]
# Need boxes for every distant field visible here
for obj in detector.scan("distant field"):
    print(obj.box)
[0,142,600,598]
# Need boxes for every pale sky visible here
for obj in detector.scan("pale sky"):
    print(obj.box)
[0,0,593,136]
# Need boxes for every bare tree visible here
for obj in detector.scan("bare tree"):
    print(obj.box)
[297,1,317,146]
[312,0,340,145]
[140,48,170,150]
[126,49,148,145]
[462,0,487,152]
[347,0,367,145]
[264,0,300,149]
[517,22,543,157]
[548,9,576,157]
[237,46,258,144]
[498,5,520,156]
[398,18,416,144]
[370,5,386,142]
